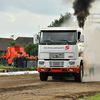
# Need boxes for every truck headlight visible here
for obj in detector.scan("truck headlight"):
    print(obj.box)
[39,61,44,65]
[69,61,75,65]
[40,68,44,71]
[69,69,73,71]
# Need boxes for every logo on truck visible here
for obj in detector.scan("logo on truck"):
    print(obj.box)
[65,45,70,50]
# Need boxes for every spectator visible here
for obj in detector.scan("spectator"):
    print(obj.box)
[25,55,28,67]
[4,56,6,65]
[0,56,1,65]
[20,55,23,67]
[22,55,27,68]
[15,55,17,67]
[12,56,17,68]
[2,54,5,65]
[34,56,37,61]
[12,57,15,68]
[16,54,20,67]
[36,56,38,68]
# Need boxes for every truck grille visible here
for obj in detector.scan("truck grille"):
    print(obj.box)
[49,61,64,67]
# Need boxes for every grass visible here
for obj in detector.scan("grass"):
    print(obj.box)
[0,65,13,69]
[77,93,100,100]
[0,65,13,71]
[0,69,5,71]
[0,64,37,72]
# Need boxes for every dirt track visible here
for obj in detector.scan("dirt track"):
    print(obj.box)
[0,74,100,100]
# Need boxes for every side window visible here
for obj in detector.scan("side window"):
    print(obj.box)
[40,32,43,42]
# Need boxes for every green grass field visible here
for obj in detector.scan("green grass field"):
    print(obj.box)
[0,65,13,69]
[77,93,100,100]
[0,64,36,72]
[0,65,13,71]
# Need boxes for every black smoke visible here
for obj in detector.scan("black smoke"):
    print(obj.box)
[73,0,95,28]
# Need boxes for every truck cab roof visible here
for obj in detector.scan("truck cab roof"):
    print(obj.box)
[41,27,83,32]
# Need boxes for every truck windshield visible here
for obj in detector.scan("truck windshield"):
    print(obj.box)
[40,31,77,45]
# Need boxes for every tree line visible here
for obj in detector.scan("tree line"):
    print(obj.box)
[48,12,71,27]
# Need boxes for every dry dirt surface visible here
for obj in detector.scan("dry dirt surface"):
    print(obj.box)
[0,74,100,100]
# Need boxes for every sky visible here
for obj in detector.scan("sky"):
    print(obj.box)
[0,0,73,39]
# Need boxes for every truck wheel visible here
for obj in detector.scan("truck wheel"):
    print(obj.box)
[74,65,83,82]
[40,72,48,81]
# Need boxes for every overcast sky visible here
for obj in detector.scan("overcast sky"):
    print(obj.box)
[0,0,74,39]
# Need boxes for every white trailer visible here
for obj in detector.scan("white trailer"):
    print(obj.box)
[34,27,84,82]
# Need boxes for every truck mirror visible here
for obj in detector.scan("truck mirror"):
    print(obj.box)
[80,35,84,42]
[78,32,81,40]
[34,34,39,44]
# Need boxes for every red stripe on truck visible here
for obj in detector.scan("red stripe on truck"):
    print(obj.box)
[38,67,80,73]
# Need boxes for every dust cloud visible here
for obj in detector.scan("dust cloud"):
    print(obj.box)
[61,0,100,82]
[83,26,100,82]
[82,0,100,82]
[60,14,78,27]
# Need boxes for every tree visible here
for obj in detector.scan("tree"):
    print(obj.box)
[30,43,38,56]
[22,43,27,52]
[48,12,71,27]
[7,41,18,47]
[25,42,38,56]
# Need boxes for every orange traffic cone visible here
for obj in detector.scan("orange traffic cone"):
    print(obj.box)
[4,69,7,73]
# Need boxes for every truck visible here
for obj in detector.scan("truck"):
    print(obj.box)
[5,46,26,65]
[34,27,84,82]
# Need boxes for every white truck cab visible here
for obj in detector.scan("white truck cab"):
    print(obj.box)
[34,27,84,82]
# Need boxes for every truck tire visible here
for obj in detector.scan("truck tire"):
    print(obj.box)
[74,65,83,82]
[40,72,48,81]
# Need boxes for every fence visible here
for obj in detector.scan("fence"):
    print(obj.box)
[0,58,38,69]
[27,60,37,68]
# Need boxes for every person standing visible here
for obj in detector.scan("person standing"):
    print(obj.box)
[20,55,23,68]
[17,54,21,67]
[0,56,1,65]
[15,55,19,68]
[22,55,27,68]
[12,56,17,68]
[12,57,15,68]
[36,56,38,68]
[2,54,5,65]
